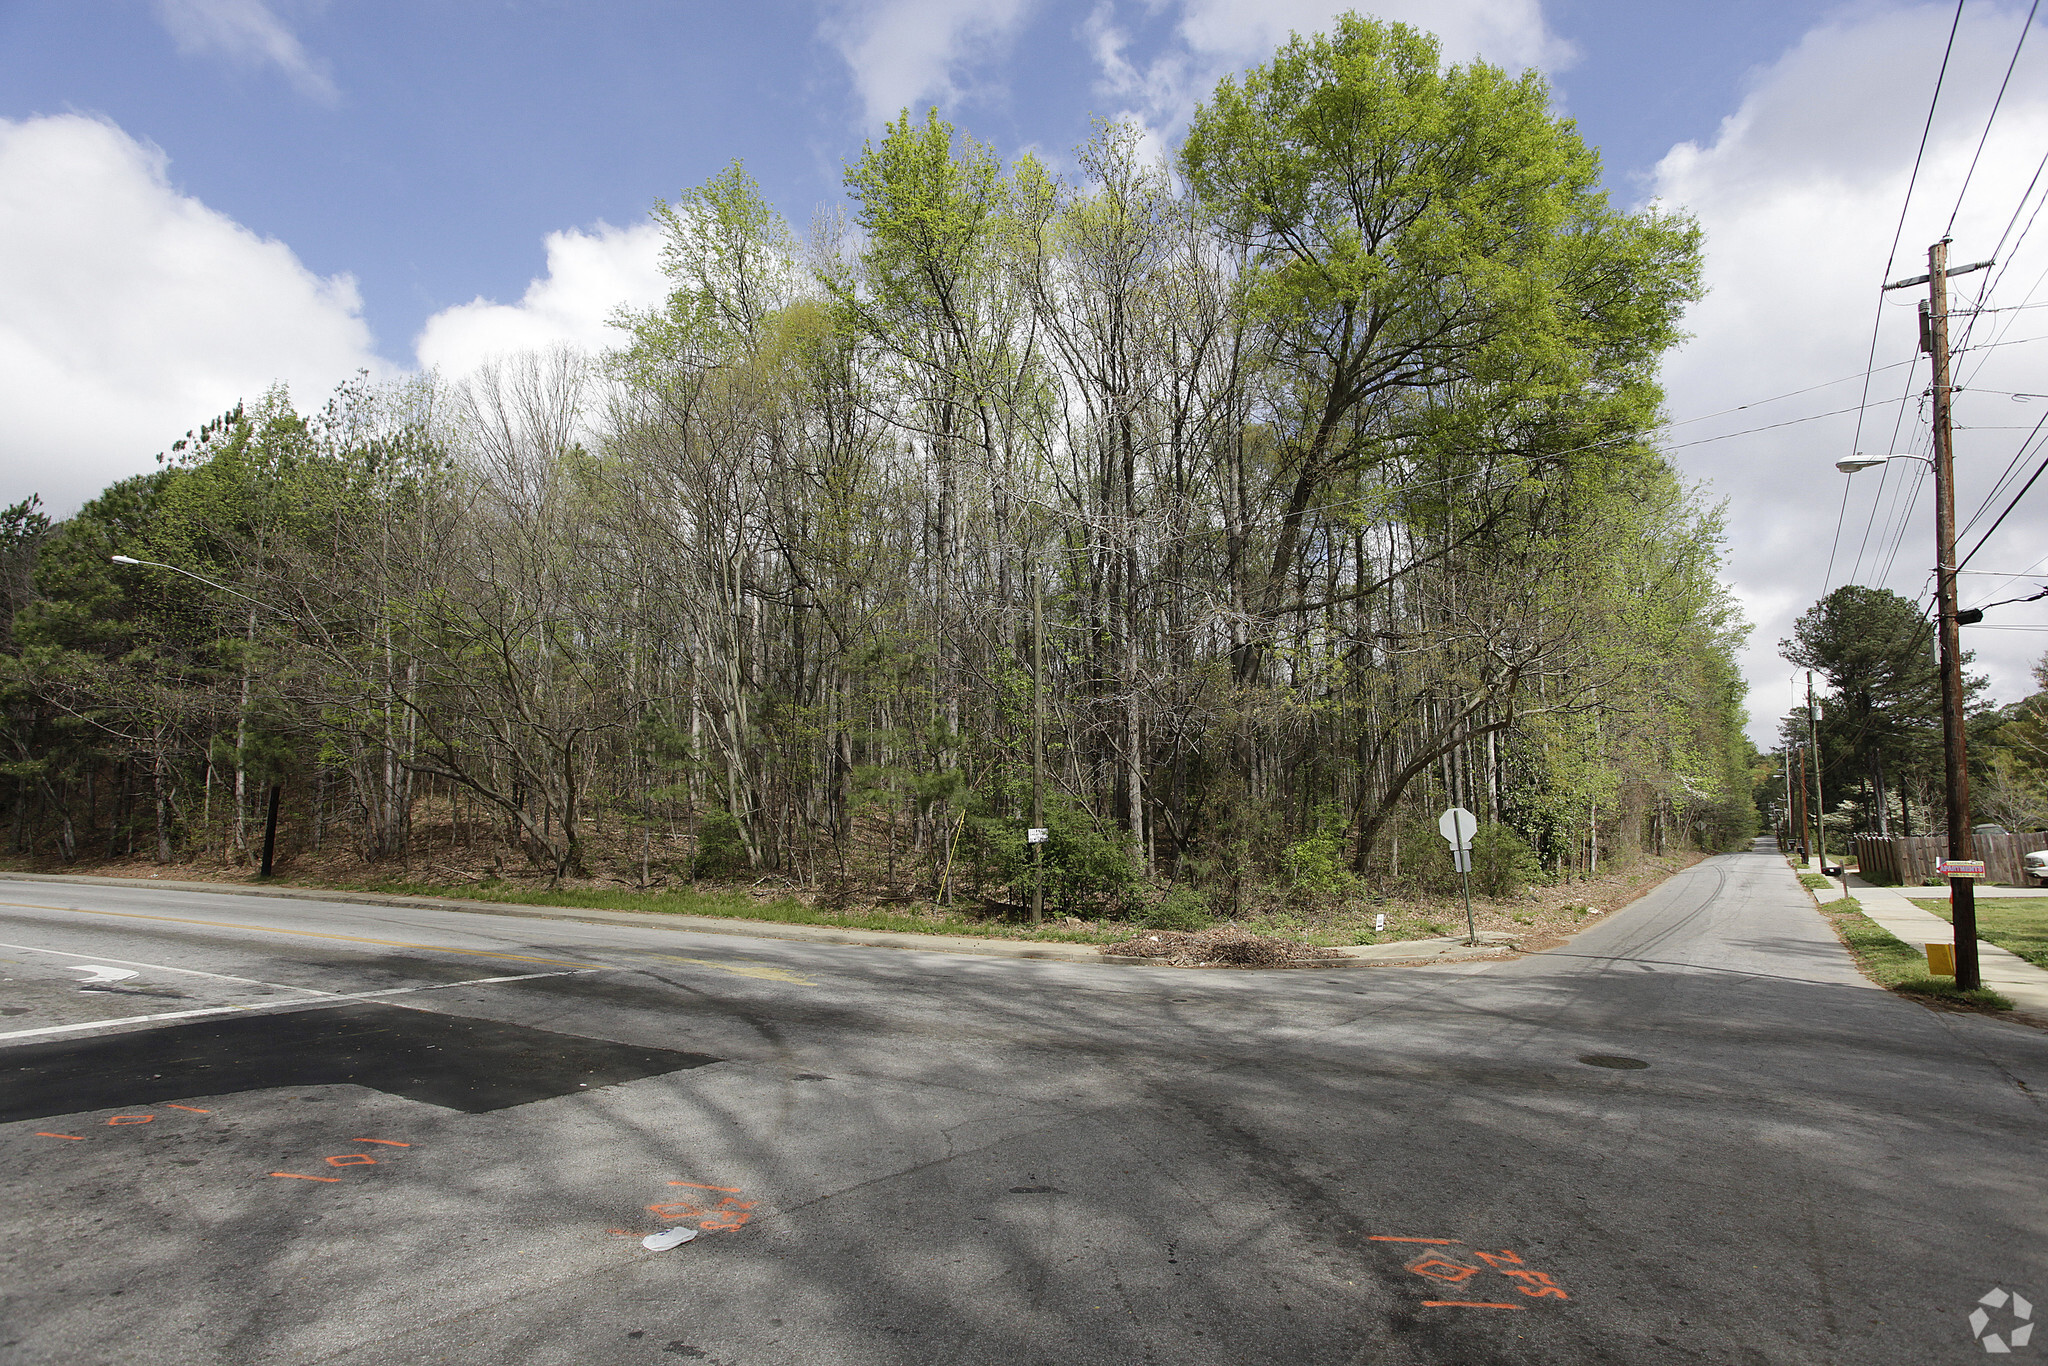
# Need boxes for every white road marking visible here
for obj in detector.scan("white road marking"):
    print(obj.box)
[0,939,338,995]
[67,965,140,984]
[0,968,604,1041]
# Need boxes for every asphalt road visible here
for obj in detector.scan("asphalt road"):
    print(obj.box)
[0,839,2042,1366]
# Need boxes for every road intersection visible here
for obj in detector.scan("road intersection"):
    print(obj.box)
[1,839,2042,1364]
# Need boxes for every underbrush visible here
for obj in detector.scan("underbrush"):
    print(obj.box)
[6,845,1708,952]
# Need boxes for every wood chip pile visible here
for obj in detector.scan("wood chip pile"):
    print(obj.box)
[1102,927,1345,968]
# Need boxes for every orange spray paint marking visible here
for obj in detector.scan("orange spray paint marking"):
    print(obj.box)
[1422,1301,1525,1309]
[351,1138,409,1147]
[271,1172,341,1182]
[106,1115,154,1125]
[1501,1270,1568,1299]
[324,1154,377,1167]
[163,1105,210,1113]
[1406,1258,1484,1284]
[699,1198,756,1232]
[1472,1249,1523,1269]
[1370,1236,1462,1244]
[666,1181,742,1193]
[35,1132,85,1140]
[647,1202,705,1220]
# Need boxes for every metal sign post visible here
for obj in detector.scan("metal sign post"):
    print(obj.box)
[1439,807,1478,946]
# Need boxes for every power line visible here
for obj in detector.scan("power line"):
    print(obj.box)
[1848,0,1967,465]
[1945,0,2041,237]
[1957,421,2048,571]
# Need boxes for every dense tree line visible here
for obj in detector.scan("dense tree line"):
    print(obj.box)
[0,18,1756,910]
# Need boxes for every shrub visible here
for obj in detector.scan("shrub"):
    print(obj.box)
[1280,807,1356,901]
[992,799,1141,917]
[1139,884,1214,931]
[692,808,752,879]
[1471,823,1540,898]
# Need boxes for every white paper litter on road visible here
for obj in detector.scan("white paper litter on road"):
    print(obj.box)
[641,1228,698,1251]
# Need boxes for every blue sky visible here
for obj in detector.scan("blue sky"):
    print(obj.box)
[1,0,2045,731]
[1,0,1838,363]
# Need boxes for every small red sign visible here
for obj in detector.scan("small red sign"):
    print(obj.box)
[1937,860,1987,878]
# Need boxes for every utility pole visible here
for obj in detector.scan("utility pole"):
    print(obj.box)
[1782,748,1794,852]
[1924,238,1982,990]
[1807,672,1827,874]
[1794,745,1810,864]
[1031,568,1045,929]
[1879,241,1996,986]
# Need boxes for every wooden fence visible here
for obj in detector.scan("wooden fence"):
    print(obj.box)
[1852,831,2048,886]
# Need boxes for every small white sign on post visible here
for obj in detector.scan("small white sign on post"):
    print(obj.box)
[1438,807,1479,947]
[1026,827,1050,844]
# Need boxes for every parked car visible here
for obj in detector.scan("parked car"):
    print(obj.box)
[2025,849,2048,888]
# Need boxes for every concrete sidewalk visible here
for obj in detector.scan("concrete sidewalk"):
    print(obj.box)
[1836,870,2048,1020]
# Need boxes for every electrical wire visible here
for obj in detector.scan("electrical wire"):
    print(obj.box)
[1847,0,1967,464]
[1957,423,2048,571]
[1945,0,2040,237]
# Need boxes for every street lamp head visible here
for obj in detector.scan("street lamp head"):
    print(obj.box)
[109,554,140,565]
[1835,452,1927,473]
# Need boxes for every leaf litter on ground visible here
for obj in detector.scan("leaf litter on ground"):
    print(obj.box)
[1102,927,1343,968]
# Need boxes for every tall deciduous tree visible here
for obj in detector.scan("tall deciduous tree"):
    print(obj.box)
[1179,14,1701,684]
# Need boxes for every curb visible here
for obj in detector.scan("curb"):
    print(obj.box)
[0,870,1116,964]
[0,870,1514,971]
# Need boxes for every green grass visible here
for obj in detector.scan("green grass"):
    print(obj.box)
[1816,896,2014,1011]
[363,879,1123,944]
[1798,873,1834,890]
[1906,895,2048,969]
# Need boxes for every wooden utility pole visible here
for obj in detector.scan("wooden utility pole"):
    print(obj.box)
[1031,568,1045,929]
[1782,748,1794,851]
[1925,238,1982,990]
[1794,745,1810,864]
[1807,672,1827,873]
[1877,240,1995,987]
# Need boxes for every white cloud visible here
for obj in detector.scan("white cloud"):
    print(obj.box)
[411,222,669,381]
[1649,2,2048,737]
[154,0,337,103]
[0,114,381,516]
[1087,0,1569,143]
[824,0,1038,129]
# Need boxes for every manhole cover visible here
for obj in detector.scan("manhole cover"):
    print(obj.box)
[1578,1055,1650,1070]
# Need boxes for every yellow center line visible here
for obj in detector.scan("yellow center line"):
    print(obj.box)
[0,900,605,970]
[647,954,816,985]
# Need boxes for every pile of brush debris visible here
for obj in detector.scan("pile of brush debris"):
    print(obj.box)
[1102,927,1344,968]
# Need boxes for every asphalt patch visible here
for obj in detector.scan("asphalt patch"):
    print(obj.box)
[0,1002,720,1122]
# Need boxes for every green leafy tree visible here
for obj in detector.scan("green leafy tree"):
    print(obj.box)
[1782,585,1979,835]
[1179,12,1701,683]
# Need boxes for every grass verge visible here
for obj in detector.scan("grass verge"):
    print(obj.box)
[364,879,1124,945]
[1906,896,2048,969]
[1815,896,2014,1011]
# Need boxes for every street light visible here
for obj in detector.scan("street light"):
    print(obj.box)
[1834,452,1931,473]
[1834,444,1980,988]
[110,553,290,879]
